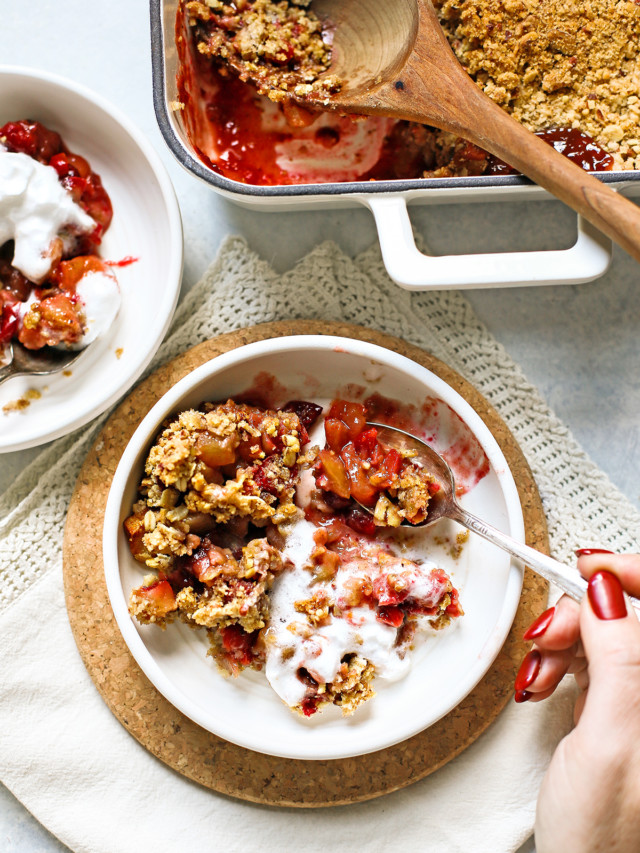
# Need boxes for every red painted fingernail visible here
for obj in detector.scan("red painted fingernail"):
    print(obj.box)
[514,689,532,703]
[588,570,627,620]
[514,649,541,692]
[575,548,614,557]
[523,606,555,641]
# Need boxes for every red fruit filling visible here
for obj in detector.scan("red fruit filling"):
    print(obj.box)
[0,119,114,351]
[314,399,430,523]
[220,625,257,668]
[135,579,178,618]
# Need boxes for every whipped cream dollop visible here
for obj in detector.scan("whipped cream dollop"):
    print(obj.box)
[264,517,448,708]
[0,148,95,282]
[72,269,121,348]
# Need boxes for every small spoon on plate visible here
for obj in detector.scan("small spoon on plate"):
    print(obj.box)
[239,0,640,263]
[0,341,86,387]
[366,422,640,613]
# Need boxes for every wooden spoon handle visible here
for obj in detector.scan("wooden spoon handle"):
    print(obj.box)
[461,97,640,264]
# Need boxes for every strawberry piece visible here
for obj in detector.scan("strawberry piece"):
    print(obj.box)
[354,426,379,456]
[49,151,91,179]
[373,575,409,606]
[369,448,403,489]
[0,120,62,161]
[220,625,255,667]
[446,587,464,617]
[79,172,113,233]
[316,449,350,499]
[300,696,319,716]
[254,463,284,496]
[135,579,177,617]
[376,605,404,627]
[340,442,377,505]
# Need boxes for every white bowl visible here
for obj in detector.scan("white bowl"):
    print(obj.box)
[0,66,183,451]
[103,336,525,760]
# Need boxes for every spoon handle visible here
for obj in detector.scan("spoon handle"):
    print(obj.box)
[0,360,16,386]
[451,503,640,615]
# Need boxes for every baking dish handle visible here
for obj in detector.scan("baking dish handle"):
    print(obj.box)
[365,195,612,290]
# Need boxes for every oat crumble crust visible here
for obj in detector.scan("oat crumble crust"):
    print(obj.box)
[125,399,462,716]
[434,0,640,170]
[126,399,303,572]
[186,0,342,102]
[373,463,434,527]
[126,399,305,674]
[308,655,376,716]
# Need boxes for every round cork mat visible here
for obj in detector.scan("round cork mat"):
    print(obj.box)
[63,320,548,808]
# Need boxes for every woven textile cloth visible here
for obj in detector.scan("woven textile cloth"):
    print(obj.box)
[1,236,638,853]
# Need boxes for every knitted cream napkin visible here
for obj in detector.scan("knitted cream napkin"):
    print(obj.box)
[1,236,638,853]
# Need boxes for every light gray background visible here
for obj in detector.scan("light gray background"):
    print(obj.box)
[1,1,638,850]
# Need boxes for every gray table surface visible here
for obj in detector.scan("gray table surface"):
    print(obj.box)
[1,2,638,851]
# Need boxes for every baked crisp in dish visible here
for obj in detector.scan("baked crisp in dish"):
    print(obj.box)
[125,397,463,716]
[176,0,639,182]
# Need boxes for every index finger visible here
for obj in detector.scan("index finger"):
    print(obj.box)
[577,553,640,598]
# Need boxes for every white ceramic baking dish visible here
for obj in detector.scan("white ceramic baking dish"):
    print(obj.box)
[151,0,640,290]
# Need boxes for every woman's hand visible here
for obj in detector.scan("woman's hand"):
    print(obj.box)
[516,552,640,853]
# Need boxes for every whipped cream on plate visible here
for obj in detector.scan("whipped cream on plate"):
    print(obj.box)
[72,269,121,348]
[0,148,95,283]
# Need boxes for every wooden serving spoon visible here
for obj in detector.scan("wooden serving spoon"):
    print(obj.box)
[304,0,640,263]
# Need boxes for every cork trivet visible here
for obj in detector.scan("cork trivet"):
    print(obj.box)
[63,321,548,808]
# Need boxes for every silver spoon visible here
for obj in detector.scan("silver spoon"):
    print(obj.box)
[0,341,86,387]
[367,422,640,613]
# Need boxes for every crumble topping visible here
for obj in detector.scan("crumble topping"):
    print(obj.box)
[127,400,304,569]
[186,0,342,102]
[434,0,640,170]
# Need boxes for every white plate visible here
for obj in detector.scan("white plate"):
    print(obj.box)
[0,66,182,451]
[103,336,525,760]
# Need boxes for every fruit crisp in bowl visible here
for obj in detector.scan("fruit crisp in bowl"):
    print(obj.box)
[125,397,462,717]
[105,335,525,758]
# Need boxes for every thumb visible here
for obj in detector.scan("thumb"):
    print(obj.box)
[579,570,640,709]
[573,570,640,771]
